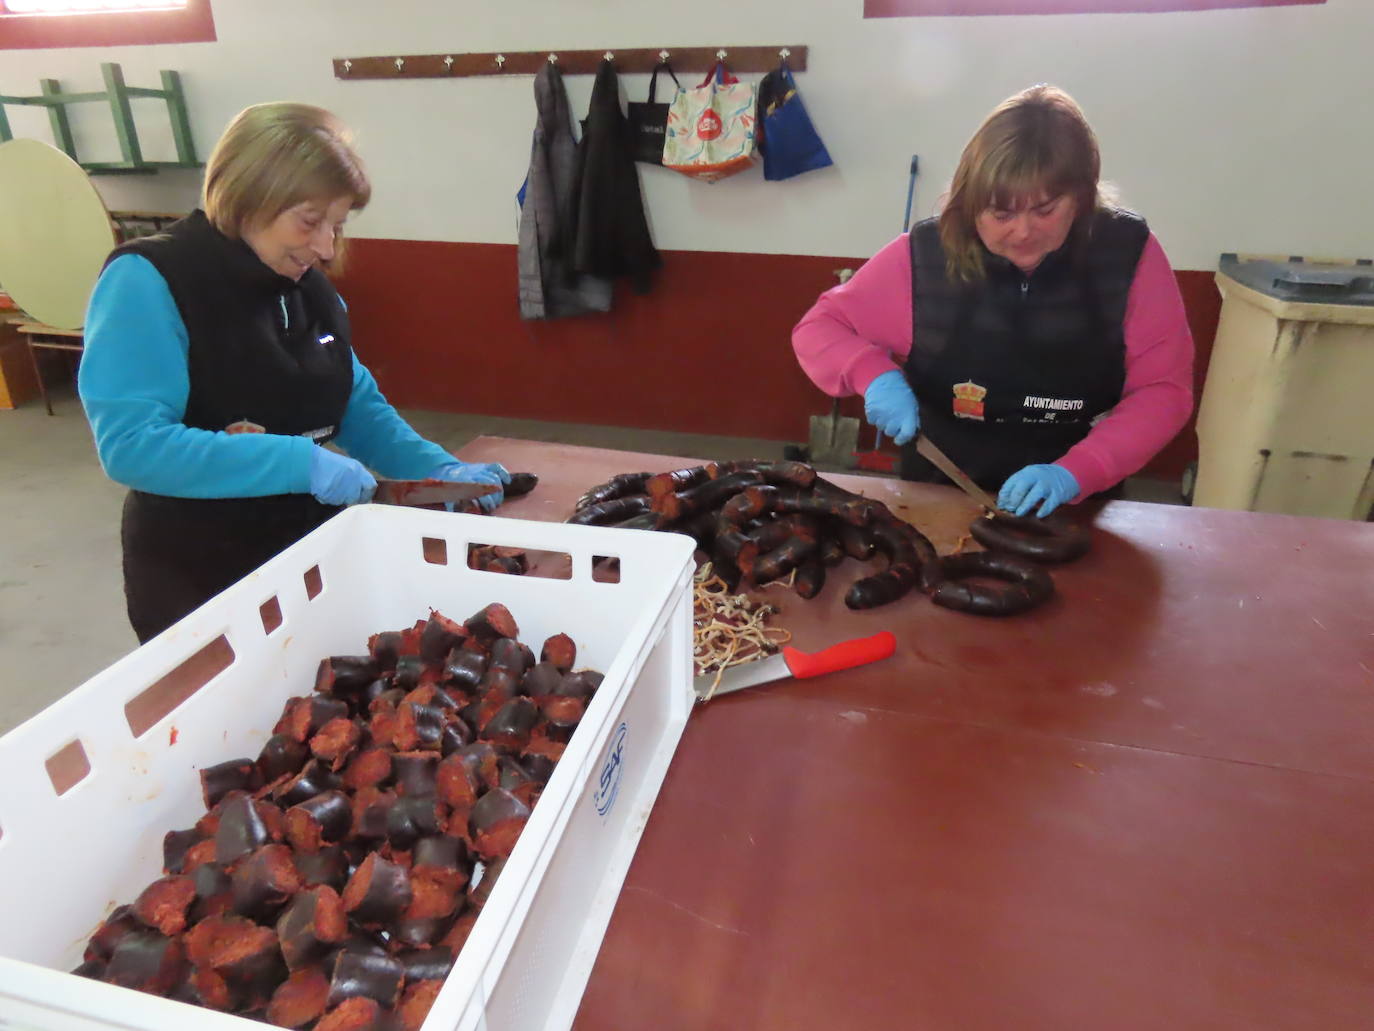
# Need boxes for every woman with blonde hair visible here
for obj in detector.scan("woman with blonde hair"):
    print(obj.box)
[79,102,510,643]
[793,84,1193,517]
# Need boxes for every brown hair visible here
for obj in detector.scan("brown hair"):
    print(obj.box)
[938,84,1109,282]
[202,102,370,270]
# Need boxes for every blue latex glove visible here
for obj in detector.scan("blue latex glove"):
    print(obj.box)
[998,464,1080,518]
[862,370,920,445]
[431,460,512,513]
[309,447,377,506]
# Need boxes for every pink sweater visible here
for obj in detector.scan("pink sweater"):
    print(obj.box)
[792,232,1195,501]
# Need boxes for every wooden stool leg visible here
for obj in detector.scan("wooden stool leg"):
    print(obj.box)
[65,349,82,406]
[26,336,54,417]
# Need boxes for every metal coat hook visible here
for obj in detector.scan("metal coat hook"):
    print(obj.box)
[547,53,558,64]
[495,54,506,68]
[779,47,791,60]
[394,57,405,72]
[443,56,454,72]
[716,49,727,60]
[604,50,614,61]
[342,59,352,74]
[658,49,670,63]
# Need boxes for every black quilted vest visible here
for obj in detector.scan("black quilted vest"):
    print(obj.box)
[109,210,355,642]
[900,207,1148,490]
[110,209,353,439]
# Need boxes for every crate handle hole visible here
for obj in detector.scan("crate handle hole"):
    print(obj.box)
[259,595,283,635]
[467,542,571,580]
[303,565,323,600]
[592,555,621,583]
[124,635,236,739]
[423,537,448,565]
[45,738,91,797]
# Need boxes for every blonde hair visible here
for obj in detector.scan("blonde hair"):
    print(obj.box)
[939,85,1110,282]
[203,102,370,269]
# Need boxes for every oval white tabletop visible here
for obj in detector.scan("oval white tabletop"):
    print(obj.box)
[0,138,115,330]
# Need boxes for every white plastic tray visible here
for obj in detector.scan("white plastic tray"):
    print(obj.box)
[0,505,697,1031]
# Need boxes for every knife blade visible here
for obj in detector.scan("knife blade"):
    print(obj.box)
[694,630,896,702]
[372,479,500,508]
[914,434,999,511]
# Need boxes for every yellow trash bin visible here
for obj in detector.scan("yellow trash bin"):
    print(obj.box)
[1193,255,1374,520]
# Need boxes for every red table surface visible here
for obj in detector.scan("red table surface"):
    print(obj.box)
[458,438,1374,1030]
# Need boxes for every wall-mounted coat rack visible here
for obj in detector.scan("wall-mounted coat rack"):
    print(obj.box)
[332,46,807,80]
[0,63,198,176]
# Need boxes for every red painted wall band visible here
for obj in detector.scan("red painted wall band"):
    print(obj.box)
[334,241,1216,479]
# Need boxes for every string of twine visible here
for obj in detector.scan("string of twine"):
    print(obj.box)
[693,561,792,700]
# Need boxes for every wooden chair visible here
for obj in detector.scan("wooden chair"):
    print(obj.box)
[16,321,84,416]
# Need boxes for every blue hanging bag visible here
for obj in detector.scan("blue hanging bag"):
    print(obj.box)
[756,62,833,182]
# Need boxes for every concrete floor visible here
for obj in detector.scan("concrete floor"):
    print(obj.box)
[0,380,1184,737]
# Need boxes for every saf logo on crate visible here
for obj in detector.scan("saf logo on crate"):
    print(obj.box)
[594,722,628,817]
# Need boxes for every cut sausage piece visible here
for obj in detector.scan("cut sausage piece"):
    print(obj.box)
[267,966,330,1029]
[341,852,413,929]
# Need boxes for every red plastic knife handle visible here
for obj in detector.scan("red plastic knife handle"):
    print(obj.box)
[781,631,897,679]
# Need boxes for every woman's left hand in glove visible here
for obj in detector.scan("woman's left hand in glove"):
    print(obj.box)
[997,464,1080,517]
[430,460,512,512]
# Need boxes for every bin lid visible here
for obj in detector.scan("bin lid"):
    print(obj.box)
[1218,254,1374,307]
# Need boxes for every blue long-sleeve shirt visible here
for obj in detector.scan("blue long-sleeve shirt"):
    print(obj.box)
[78,254,452,498]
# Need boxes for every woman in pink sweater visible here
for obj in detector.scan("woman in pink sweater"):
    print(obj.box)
[793,85,1194,517]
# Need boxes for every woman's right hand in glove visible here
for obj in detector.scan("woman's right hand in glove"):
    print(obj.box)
[862,370,920,445]
[309,447,377,506]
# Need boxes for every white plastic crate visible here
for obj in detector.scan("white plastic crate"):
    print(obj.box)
[0,505,697,1031]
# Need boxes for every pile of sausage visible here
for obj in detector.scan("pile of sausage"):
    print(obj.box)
[569,460,1090,617]
[74,603,599,1030]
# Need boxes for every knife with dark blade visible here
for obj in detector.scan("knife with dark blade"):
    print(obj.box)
[914,434,999,511]
[694,630,897,702]
[372,479,500,508]
[372,472,540,510]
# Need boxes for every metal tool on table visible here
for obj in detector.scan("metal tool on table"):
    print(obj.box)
[913,434,998,511]
[694,630,896,702]
[803,268,863,468]
[807,396,862,467]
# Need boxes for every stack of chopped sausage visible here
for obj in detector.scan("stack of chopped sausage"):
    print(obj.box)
[569,460,1090,617]
[75,603,599,1030]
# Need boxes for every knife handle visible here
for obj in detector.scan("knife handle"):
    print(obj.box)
[782,631,896,679]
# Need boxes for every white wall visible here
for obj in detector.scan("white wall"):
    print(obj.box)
[2,0,1369,269]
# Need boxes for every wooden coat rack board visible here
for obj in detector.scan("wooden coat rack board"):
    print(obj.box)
[332,45,807,80]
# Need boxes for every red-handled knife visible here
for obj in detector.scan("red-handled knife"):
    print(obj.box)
[694,631,897,702]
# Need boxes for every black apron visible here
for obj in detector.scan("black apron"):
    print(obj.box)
[899,210,1148,491]
[111,212,354,642]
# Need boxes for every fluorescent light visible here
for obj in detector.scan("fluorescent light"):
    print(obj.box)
[4,0,186,13]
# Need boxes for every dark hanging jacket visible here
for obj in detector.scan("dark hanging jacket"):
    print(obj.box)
[900,207,1150,489]
[518,63,613,319]
[573,59,661,293]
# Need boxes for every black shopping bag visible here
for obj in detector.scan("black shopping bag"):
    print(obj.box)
[626,62,681,164]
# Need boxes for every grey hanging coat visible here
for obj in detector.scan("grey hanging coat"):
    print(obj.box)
[518,63,613,320]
